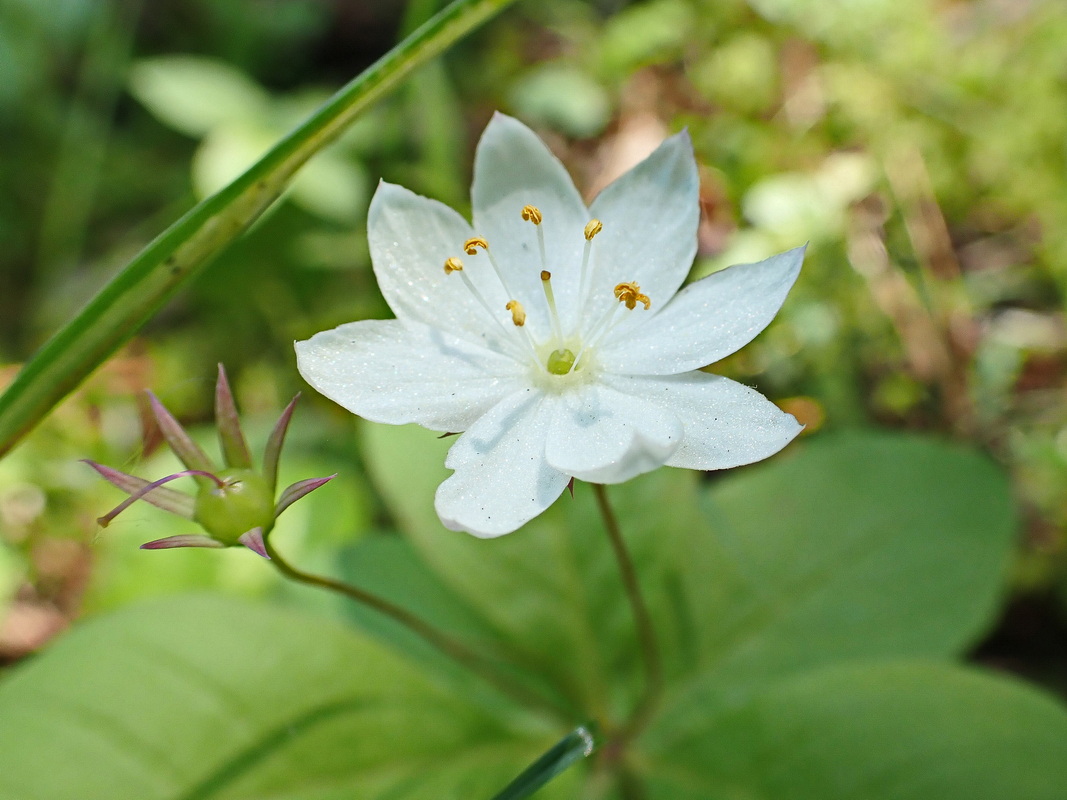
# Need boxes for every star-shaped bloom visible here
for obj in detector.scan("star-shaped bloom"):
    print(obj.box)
[296,114,804,537]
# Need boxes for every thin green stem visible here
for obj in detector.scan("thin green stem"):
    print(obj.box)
[0,0,518,458]
[591,483,663,742]
[262,537,566,720]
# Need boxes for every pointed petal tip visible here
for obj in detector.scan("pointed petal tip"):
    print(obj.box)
[238,528,270,559]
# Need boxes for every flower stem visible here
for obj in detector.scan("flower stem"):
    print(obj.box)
[591,483,663,741]
[262,537,565,719]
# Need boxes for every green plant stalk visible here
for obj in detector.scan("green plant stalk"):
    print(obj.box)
[0,0,518,459]
[489,724,598,800]
[262,537,568,720]
[592,483,664,742]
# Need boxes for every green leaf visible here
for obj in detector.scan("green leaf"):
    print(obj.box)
[0,594,579,800]
[642,661,1067,800]
[363,424,1019,766]
[669,430,1016,707]
[361,422,713,721]
[0,0,520,460]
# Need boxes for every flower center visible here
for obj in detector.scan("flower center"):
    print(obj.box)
[444,205,651,377]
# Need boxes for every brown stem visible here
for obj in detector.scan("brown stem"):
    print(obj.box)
[591,483,663,742]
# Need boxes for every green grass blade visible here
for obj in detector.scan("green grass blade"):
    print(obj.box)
[489,725,598,800]
[0,0,517,458]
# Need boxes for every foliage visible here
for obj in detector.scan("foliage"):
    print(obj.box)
[2,0,1067,796]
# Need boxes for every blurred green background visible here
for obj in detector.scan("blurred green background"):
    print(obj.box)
[1,0,1065,694]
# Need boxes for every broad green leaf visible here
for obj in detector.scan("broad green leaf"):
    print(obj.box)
[642,661,1067,800]
[0,594,580,800]
[363,425,1016,739]
[361,422,711,723]
[668,430,1016,709]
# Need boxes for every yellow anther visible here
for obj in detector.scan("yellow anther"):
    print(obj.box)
[521,205,543,225]
[443,256,464,274]
[584,219,603,240]
[464,236,489,255]
[506,300,527,327]
[541,270,551,282]
[614,281,651,310]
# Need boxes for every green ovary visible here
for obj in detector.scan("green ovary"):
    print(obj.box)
[194,468,275,545]
[546,348,577,375]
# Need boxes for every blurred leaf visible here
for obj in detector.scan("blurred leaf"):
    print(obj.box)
[508,63,611,139]
[129,56,270,138]
[689,34,779,114]
[598,0,693,74]
[0,594,579,800]
[643,661,1067,800]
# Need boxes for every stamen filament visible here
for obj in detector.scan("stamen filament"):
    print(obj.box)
[465,235,519,303]
[523,206,566,349]
[572,280,650,373]
[540,270,565,346]
[571,302,622,373]
[505,299,542,361]
[575,220,603,335]
[444,257,522,354]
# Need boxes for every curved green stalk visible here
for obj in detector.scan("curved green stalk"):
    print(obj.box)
[0,0,518,458]
[263,537,567,720]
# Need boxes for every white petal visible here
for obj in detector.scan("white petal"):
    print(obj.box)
[585,130,699,338]
[471,113,590,338]
[598,245,806,375]
[608,372,801,470]
[295,319,523,432]
[543,382,682,484]
[368,181,516,350]
[435,388,569,538]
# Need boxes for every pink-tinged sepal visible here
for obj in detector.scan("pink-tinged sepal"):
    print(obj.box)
[214,364,253,469]
[238,527,270,559]
[146,391,218,486]
[82,460,196,519]
[140,534,226,550]
[263,394,300,493]
[275,474,336,518]
[95,469,223,527]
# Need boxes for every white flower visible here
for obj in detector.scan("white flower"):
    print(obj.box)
[296,113,804,537]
